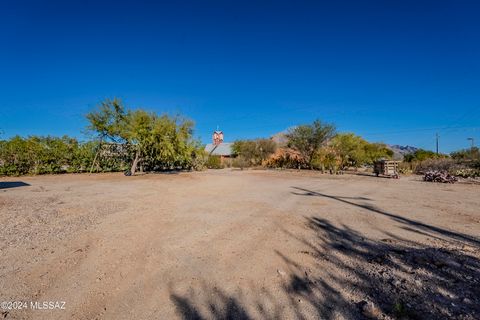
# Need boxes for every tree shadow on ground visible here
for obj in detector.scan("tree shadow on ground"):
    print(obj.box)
[169,282,286,320]
[284,217,480,319]
[170,222,480,319]
[169,187,480,320]
[287,186,480,319]
[170,288,251,320]
[0,181,30,189]
[291,186,480,246]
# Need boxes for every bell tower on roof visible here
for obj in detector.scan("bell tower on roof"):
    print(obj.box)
[212,128,224,146]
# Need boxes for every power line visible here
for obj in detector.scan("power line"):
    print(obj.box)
[361,125,479,137]
[442,105,480,135]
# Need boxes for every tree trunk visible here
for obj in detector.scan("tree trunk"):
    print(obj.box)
[130,149,140,176]
[89,144,100,174]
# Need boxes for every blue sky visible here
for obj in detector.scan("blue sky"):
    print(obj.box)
[1,0,479,152]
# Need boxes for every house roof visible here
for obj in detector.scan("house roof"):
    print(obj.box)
[204,142,234,156]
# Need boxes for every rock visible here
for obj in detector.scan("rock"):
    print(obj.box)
[392,280,401,286]
[391,279,405,287]
[277,269,286,277]
[357,300,382,319]
[462,297,472,304]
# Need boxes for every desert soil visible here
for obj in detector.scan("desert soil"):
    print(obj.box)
[0,170,479,320]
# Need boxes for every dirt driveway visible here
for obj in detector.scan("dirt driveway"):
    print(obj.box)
[1,170,479,319]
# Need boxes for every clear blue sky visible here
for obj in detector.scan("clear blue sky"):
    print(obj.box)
[1,0,479,152]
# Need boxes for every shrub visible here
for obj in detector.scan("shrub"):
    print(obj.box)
[473,160,480,170]
[404,149,447,162]
[264,148,306,169]
[451,147,480,161]
[206,156,224,169]
[0,136,136,176]
[189,149,207,171]
[232,139,276,167]
[0,135,88,176]
[232,156,249,169]
[453,168,480,178]
[414,158,456,174]
[331,133,393,169]
[398,162,412,175]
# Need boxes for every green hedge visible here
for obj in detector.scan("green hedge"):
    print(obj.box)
[0,136,129,176]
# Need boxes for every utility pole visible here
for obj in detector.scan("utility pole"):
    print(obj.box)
[467,137,474,149]
[436,133,439,155]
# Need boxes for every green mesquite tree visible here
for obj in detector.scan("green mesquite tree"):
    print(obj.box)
[286,120,336,169]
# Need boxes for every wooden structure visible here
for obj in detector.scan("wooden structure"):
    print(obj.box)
[373,160,399,178]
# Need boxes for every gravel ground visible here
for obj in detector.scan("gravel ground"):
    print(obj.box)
[0,170,479,319]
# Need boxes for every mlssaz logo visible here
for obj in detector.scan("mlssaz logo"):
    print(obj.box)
[30,301,66,310]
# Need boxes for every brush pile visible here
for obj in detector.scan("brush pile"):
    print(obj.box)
[423,170,458,183]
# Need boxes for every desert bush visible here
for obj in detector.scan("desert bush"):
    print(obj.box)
[232,156,249,169]
[404,149,447,162]
[312,147,340,172]
[70,141,98,172]
[188,149,207,171]
[448,147,480,176]
[414,158,456,174]
[221,157,233,168]
[232,139,276,167]
[0,136,86,175]
[398,162,412,175]
[331,133,393,169]
[206,156,224,169]
[473,160,480,169]
[453,168,480,178]
[0,136,134,176]
[0,136,36,175]
[265,148,307,169]
[451,147,479,161]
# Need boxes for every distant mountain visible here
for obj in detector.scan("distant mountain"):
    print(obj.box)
[388,145,419,160]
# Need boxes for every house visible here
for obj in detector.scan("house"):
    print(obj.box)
[204,130,234,162]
